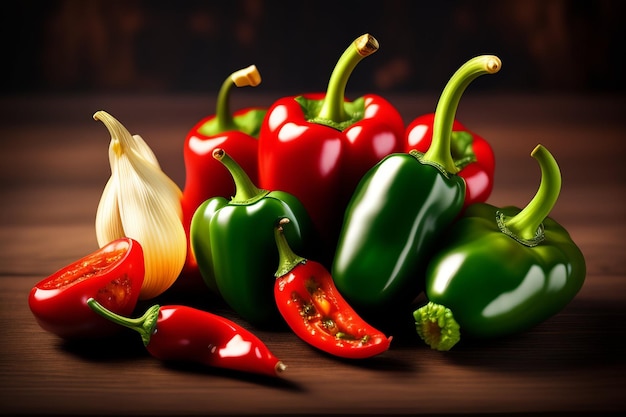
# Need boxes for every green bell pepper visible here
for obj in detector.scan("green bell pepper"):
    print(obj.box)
[414,144,586,351]
[190,148,314,327]
[331,55,501,326]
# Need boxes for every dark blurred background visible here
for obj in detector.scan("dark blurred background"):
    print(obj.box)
[2,0,625,95]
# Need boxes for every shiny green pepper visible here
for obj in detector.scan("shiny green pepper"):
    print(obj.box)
[332,150,465,320]
[190,148,314,328]
[331,56,501,326]
[414,144,586,351]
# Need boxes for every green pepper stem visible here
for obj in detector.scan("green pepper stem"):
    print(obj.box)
[215,65,262,132]
[423,55,501,174]
[503,144,562,241]
[316,34,379,123]
[274,218,306,278]
[213,148,269,204]
[413,301,461,351]
[87,298,159,346]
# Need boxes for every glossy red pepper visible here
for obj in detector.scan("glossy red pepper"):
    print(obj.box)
[273,218,391,359]
[28,238,144,340]
[87,299,286,377]
[404,58,499,208]
[258,34,404,259]
[181,65,266,278]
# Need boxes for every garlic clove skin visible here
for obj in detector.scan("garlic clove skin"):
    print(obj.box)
[94,110,186,300]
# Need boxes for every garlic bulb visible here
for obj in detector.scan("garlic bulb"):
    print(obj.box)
[94,110,186,300]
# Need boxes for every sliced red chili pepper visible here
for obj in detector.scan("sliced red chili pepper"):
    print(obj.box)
[28,238,145,340]
[273,218,391,359]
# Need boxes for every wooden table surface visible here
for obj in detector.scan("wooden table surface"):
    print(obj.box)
[1,93,625,416]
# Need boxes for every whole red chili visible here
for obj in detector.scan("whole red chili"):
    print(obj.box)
[273,218,391,359]
[87,299,286,377]
[404,58,498,208]
[258,34,404,260]
[28,238,145,340]
[181,65,266,277]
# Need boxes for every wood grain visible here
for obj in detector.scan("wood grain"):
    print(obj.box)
[1,94,624,416]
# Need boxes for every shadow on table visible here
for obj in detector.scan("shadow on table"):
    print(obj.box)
[435,297,625,373]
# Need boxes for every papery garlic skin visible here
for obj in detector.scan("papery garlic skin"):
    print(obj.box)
[94,110,186,300]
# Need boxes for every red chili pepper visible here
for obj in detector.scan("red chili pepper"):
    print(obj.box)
[404,57,499,208]
[181,65,266,277]
[28,238,144,340]
[273,218,392,359]
[87,299,286,377]
[258,34,404,259]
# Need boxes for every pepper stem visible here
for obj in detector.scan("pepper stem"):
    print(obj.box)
[500,144,561,243]
[274,218,306,278]
[316,34,379,123]
[413,301,461,351]
[423,55,501,174]
[215,65,262,132]
[87,298,159,346]
[213,148,269,204]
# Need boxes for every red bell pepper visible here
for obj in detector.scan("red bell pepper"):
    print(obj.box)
[273,218,391,359]
[258,34,405,259]
[87,299,286,377]
[180,65,266,278]
[404,58,499,208]
[28,238,144,340]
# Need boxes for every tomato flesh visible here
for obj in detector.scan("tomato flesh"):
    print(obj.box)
[28,238,144,339]
[41,248,127,290]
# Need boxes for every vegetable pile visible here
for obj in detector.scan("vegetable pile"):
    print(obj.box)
[28,34,586,377]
